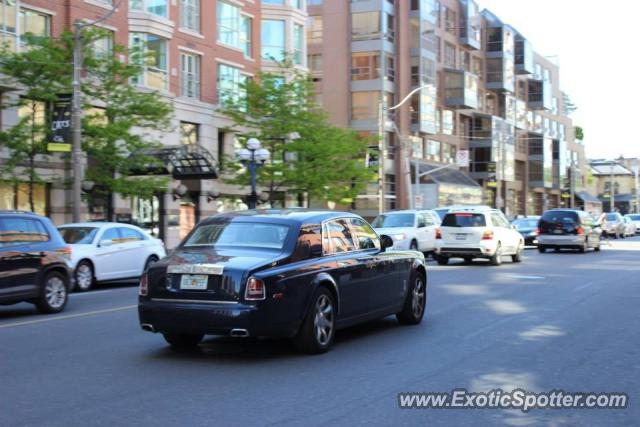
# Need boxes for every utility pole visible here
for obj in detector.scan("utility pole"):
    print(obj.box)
[634,158,639,213]
[377,94,385,214]
[70,1,121,222]
[569,160,575,209]
[610,160,615,212]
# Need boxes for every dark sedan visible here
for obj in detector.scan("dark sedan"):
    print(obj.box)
[511,217,540,246]
[139,210,427,353]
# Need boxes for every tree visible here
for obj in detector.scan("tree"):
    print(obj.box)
[575,126,584,141]
[220,61,374,205]
[81,29,173,202]
[0,33,73,211]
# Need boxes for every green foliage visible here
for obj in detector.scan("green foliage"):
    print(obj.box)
[575,126,584,141]
[220,60,374,204]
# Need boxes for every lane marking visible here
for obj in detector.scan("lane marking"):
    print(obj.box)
[0,305,137,329]
[511,275,545,280]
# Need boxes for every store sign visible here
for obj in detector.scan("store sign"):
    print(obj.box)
[48,94,72,152]
[456,149,470,168]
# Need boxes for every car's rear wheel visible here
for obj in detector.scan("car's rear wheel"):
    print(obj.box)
[463,257,473,264]
[578,239,588,253]
[396,273,427,325]
[436,255,449,265]
[35,271,68,314]
[294,287,336,354]
[538,246,546,253]
[512,243,523,263]
[74,261,94,292]
[163,332,203,349]
[490,244,503,266]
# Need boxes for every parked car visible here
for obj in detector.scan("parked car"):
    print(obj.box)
[371,210,439,255]
[434,207,524,266]
[58,222,166,291]
[601,212,625,239]
[624,214,640,234]
[139,210,427,354]
[537,209,601,253]
[623,216,637,237]
[511,216,541,246]
[0,211,71,313]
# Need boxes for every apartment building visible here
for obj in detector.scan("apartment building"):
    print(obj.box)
[0,0,307,247]
[308,0,589,218]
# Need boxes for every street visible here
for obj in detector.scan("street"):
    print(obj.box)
[1,238,639,427]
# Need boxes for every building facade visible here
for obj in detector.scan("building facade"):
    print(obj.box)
[308,0,589,218]
[588,158,640,215]
[0,0,308,248]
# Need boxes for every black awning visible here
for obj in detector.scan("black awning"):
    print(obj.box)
[130,144,218,179]
[576,191,601,204]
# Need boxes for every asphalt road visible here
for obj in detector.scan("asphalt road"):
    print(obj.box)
[1,237,640,426]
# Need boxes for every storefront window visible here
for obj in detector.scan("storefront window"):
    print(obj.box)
[0,182,47,216]
[132,195,160,237]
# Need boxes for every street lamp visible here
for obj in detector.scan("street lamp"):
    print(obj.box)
[235,138,270,209]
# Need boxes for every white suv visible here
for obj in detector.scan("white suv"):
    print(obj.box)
[371,210,439,255]
[434,207,524,266]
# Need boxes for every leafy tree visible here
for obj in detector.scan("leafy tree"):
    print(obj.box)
[575,126,584,141]
[0,33,73,211]
[220,61,374,205]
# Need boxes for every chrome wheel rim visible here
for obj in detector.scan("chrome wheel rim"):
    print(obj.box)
[76,264,92,289]
[411,278,425,318]
[313,295,334,346]
[45,277,66,309]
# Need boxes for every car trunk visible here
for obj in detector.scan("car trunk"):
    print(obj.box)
[539,211,580,236]
[440,213,487,244]
[148,247,282,303]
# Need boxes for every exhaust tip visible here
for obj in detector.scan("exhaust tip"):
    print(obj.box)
[230,328,249,338]
[141,323,156,333]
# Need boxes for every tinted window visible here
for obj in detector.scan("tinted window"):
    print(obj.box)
[512,219,538,229]
[541,211,579,224]
[627,215,640,221]
[59,227,98,244]
[324,219,357,253]
[606,213,620,222]
[371,213,415,228]
[184,222,290,249]
[101,228,120,242]
[349,218,380,250]
[442,213,486,227]
[119,227,145,242]
[491,213,509,228]
[292,224,322,261]
[0,217,50,247]
[416,215,426,228]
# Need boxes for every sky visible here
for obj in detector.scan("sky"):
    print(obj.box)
[479,0,640,160]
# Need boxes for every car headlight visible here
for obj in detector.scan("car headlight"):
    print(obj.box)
[528,231,537,236]
[392,233,407,241]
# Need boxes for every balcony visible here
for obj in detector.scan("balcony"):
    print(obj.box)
[444,69,479,109]
[469,115,515,182]
[528,78,552,110]
[515,36,534,74]
[486,57,515,93]
[485,25,515,58]
[528,136,553,188]
[459,0,481,50]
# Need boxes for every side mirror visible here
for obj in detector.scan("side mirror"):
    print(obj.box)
[379,235,393,251]
[99,239,113,247]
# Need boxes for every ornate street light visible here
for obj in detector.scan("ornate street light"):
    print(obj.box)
[235,138,271,209]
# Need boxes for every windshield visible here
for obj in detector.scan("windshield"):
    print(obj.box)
[184,222,290,249]
[627,214,640,221]
[58,227,98,244]
[606,214,619,221]
[442,213,486,227]
[512,219,538,229]
[371,214,415,228]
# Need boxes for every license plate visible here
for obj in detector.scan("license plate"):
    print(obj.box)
[180,274,208,290]
[553,229,563,234]
[456,234,466,240]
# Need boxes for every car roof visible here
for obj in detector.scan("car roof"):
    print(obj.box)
[58,222,143,229]
[0,210,42,216]
[199,209,362,226]
[447,206,497,214]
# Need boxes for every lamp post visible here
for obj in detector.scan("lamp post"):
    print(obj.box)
[236,138,270,209]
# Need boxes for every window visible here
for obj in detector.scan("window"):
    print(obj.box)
[324,219,357,254]
[261,19,285,61]
[351,52,379,81]
[0,183,48,216]
[307,15,322,45]
[349,218,380,250]
[92,32,113,59]
[444,42,456,68]
[180,52,200,99]
[180,122,199,145]
[185,222,290,249]
[217,63,245,105]
[101,228,120,242]
[351,12,380,41]
[293,23,304,65]
[130,33,168,90]
[217,1,240,48]
[180,0,200,32]
[0,217,49,247]
[442,110,454,135]
[58,227,99,244]
[240,15,252,57]
[19,8,50,47]
[443,6,456,35]
[426,140,441,162]
[0,0,17,50]
[130,0,168,18]
[262,0,284,4]
[442,142,456,164]
[351,92,378,120]
[119,227,145,242]
[442,213,486,227]
[308,53,322,74]
[292,224,322,261]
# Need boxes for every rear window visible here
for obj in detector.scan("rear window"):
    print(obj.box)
[512,219,538,229]
[371,213,414,228]
[184,222,290,249]
[606,213,619,221]
[541,211,579,224]
[442,213,486,227]
[0,217,50,247]
[59,227,98,244]
[627,215,640,221]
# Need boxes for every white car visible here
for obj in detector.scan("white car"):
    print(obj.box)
[435,207,524,266]
[623,216,638,236]
[57,222,167,291]
[371,210,439,254]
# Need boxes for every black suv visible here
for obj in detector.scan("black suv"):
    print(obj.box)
[0,211,71,313]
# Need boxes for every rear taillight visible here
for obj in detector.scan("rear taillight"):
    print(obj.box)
[245,277,266,301]
[435,228,442,239]
[576,226,583,235]
[139,273,148,296]
[482,230,494,240]
[536,228,540,235]
[56,246,72,261]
